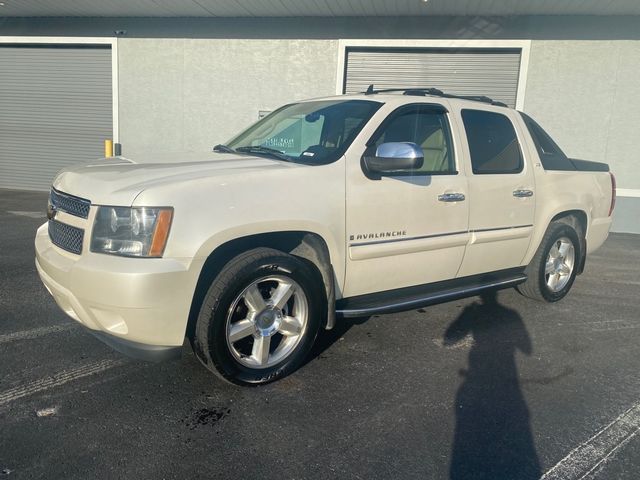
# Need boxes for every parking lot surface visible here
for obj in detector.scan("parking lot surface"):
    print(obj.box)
[1,188,639,479]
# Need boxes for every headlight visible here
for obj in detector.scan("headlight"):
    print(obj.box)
[90,206,173,257]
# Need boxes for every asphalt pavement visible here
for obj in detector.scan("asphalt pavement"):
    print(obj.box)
[1,188,639,479]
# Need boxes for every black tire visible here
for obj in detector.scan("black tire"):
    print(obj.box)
[516,221,581,302]
[192,248,324,385]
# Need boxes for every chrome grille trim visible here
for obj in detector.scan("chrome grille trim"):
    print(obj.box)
[48,220,84,255]
[50,188,91,219]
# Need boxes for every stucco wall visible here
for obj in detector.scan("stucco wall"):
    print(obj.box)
[118,37,640,190]
[524,40,640,191]
[116,36,639,232]
[1,17,637,230]
[524,39,639,233]
[117,38,338,157]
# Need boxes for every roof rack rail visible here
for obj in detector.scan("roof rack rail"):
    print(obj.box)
[361,84,508,107]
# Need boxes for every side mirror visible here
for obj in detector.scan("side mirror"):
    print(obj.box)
[363,142,424,176]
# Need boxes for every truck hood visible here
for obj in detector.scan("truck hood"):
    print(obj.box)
[52,151,303,206]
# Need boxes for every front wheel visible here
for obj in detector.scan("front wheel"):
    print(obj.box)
[193,248,324,385]
[517,221,581,302]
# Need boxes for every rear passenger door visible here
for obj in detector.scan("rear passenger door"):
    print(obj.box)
[455,107,535,277]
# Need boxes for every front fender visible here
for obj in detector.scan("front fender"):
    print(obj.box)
[192,221,345,295]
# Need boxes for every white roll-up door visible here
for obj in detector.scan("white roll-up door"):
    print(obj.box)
[0,44,113,191]
[344,48,522,108]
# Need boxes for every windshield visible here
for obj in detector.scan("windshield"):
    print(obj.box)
[224,99,382,164]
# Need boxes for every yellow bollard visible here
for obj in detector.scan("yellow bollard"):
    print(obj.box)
[104,139,113,158]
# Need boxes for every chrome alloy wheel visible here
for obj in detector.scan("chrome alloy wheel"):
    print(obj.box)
[225,275,309,369]
[545,237,575,292]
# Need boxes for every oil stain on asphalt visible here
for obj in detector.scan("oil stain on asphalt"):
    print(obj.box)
[181,407,231,430]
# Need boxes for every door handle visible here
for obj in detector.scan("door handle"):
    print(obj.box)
[513,189,534,198]
[438,192,466,202]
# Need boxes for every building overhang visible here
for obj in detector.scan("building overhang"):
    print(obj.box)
[1,0,640,17]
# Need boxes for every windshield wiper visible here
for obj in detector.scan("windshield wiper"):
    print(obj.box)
[213,144,236,153]
[235,146,292,162]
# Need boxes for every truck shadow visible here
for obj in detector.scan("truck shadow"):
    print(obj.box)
[443,290,542,479]
[303,315,370,366]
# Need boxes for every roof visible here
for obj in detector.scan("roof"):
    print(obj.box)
[1,0,640,17]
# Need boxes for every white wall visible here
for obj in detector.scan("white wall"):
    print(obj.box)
[524,40,640,191]
[118,37,640,191]
[115,36,639,232]
[117,39,338,157]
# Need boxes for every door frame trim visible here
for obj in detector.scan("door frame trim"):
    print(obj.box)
[0,36,119,144]
[335,39,532,110]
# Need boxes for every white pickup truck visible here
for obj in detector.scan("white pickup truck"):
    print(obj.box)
[35,88,615,385]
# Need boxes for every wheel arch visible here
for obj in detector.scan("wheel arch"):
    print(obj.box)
[526,209,588,275]
[186,230,337,342]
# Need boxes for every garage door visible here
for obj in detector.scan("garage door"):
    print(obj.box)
[0,45,112,191]
[343,48,522,108]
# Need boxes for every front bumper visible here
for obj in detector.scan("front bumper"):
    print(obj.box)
[35,223,201,360]
[85,328,181,362]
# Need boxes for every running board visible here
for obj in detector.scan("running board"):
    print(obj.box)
[335,268,527,318]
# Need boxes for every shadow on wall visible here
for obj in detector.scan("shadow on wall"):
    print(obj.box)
[1,16,640,40]
[443,290,541,480]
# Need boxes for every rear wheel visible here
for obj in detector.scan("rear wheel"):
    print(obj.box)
[517,221,581,302]
[193,248,323,385]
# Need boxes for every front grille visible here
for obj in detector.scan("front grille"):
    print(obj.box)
[48,220,84,255]
[50,188,91,219]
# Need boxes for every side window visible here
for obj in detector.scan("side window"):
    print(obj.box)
[520,112,576,171]
[524,117,558,155]
[461,109,523,174]
[372,105,456,174]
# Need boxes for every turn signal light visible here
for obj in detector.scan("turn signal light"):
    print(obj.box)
[149,209,173,257]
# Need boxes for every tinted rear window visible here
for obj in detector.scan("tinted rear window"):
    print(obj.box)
[520,112,576,171]
[461,109,523,174]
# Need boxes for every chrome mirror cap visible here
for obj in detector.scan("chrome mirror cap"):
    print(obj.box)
[365,142,424,175]
[375,142,423,161]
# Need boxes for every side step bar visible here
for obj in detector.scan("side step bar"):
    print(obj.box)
[335,268,527,318]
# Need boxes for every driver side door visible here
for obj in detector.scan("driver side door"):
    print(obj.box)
[343,102,470,298]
